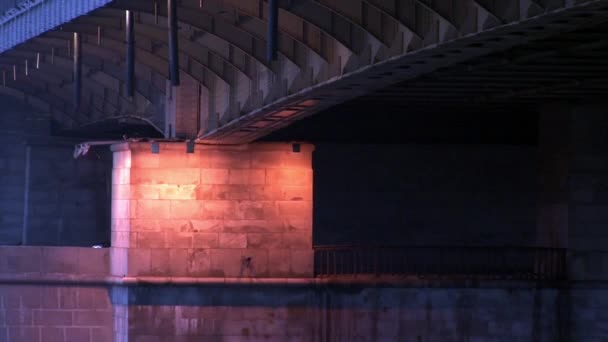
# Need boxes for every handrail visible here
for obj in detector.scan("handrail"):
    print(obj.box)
[314,245,567,281]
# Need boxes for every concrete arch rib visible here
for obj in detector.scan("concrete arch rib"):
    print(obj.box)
[10,41,162,114]
[0,86,75,125]
[216,0,356,55]
[79,9,247,85]
[0,57,124,124]
[110,0,279,71]
[0,65,79,125]
[50,22,229,91]
[198,0,329,63]
[1,55,145,126]
[94,9,252,81]
[30,36,166,97]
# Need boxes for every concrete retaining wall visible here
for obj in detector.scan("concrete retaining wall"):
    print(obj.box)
[0,246,111,342]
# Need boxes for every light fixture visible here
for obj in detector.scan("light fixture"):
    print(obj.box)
[186,140,195,153]
[151,141,160,154]
[292,143,300,153]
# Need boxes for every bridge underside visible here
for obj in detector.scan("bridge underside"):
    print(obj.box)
[0,0,607,142]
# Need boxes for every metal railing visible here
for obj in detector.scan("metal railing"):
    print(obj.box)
[0,0,19,15]
[314,245,566,281]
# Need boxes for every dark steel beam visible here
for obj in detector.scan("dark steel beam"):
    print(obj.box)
[267,0,278,62]
[125,10,135,97]
[168,0,180,86]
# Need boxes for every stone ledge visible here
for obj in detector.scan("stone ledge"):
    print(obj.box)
[0,274,576,289]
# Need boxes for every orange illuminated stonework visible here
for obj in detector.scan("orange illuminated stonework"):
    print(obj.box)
[110,142,314,278]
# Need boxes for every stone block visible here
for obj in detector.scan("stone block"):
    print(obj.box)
[135,200,171,219]
[195,184,214,199]
[188,250,211,276]
[202,201,237,220]
[112,184,131,200]
[131,185,160,200]
[112,219,130,232]
[110,248,128,276]
[65,327,91,342]
[112,200,131,219]
[77,248,109,275]
[41,247,78,274]
[285,219,312,232]
[74,310,112,326]
[219,233,247,248]
[131,152,159,168]
[228,169,250,185]
[169,249,190,275]
[170,200,203,219]
[261,202,281,220]
[91,327,113,342]
[236,201,267,220]
[189,220,223,233]
[266,169,312,186]
[192,233,219,248]
[242,249,269,277]
[268,249,290,277]
[78,288,111,310]
[223,220,284,233]
[249,186,282,201]
[40,327,64,342]
[131,169,200,185]
[250,169,266,185]
[112,168,130,185]
[282,186,312,201]
[200,169,229,185]
[33,309,72,326]
[247,233,283,249]
[112,231,132,248]
[1,287,21,308]
[159,152,202,169]
[5,247,41,274]
[128,249,151,275]
[289,250,313,277]
[253,318,288,336]
[157,219,189,231]
[136,232,166,249]
[159,185,197,200]
[277,201,312,218]
[209,150,251,169]
[8,327,40,342]
[167,232,193,248]
[283,232,312,249]
[6,309,33,325]
[209,249,243,277]
[113,150,132,169]
[251,150,285,169]
[149,249,170,276]
[130,219,160,232]
[213,185,250,200]
[20,287,41,308]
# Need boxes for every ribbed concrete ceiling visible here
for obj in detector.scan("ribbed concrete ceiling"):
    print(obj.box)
[0,0,607,142]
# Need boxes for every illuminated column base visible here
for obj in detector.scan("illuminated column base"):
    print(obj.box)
[109,142,314,278]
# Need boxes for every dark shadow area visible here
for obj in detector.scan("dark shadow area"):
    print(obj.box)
[262,104,538,145]
[262,101,539,247]
[53,117,164,140]
[0,95,116,246]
